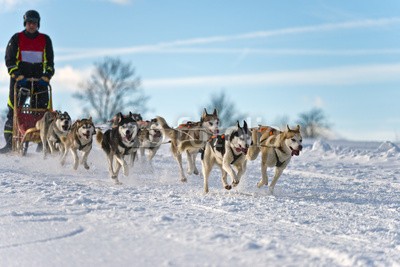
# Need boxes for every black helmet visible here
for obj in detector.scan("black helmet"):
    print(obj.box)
[23,10,40,28]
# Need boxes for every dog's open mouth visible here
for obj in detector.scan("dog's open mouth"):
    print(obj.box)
[125,132,133,141]
[153,131,162,138]
[235,147,248,155]
[62,125,69,131]
[83,132,91,139]
[290,147,300,156]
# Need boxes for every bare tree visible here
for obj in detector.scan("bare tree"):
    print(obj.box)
[204,91,247,129]
[73,57,148,123]
[296,108,331,138]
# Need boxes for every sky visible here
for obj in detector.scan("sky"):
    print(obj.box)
[0,0,399,141]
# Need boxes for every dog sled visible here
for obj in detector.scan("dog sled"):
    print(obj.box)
[12,78,53,156]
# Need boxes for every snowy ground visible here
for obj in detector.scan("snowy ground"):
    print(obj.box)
[0,138,399,267]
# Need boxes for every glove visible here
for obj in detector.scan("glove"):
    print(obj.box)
[38,76,50,87]
[17,77,27,87]
[11,70,20,79]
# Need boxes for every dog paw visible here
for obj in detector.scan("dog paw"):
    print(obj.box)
[257,181,267,188]
[112,177,122,185]
[193,169,199,175]
[181,177,187,183]
[84,164,90,170]
[225,185,232,190]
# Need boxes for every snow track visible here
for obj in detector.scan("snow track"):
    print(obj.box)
[0,140,399,266]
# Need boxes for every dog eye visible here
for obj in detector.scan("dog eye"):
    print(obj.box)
[291,138,296,142]
[209,122,213,126]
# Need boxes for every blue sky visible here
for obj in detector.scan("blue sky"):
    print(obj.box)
[0,0,399,141]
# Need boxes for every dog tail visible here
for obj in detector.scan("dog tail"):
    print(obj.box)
[96,130,103,144]
[156,116,177,140]
[178,139,206,153]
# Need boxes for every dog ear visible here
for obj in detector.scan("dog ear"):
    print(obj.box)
[213,108,218,116]
[243,120,248,132]
[116,112,123,123]
[287,125,291,132]
[237,121,240,128]
[202,108,207,120]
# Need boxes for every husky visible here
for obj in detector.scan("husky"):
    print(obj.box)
[156,108,219,182]
[35,110,72,158]
[249,125,303,194]
[96,112,140,184]
[201,121,251,193]
[138,118,163,162]
[247,125,281,161]
[60,117,96,170]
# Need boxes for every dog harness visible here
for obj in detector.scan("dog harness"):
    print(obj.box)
[274,148,287,167]
[76,137,92,151]
[258,126,279,144]
[118,139,137,155]
[229,147,242,165]
[208,134,243,164]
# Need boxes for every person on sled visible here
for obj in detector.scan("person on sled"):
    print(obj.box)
[1,10,55,154]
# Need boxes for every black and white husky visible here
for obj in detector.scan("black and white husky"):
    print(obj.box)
[201,121,251,193]
[96,112,140,184]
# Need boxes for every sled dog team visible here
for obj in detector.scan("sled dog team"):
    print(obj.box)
[34,109,303,194]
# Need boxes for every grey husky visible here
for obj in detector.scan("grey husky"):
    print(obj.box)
[156,108,219,182]
[60,117,96,170]
[35,110,72,158]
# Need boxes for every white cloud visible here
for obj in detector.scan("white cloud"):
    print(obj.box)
[0,0,42,12]
[51,65,92,93]
[142,63,400,89]
[108,0,131,5]
[55,17,400,62]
